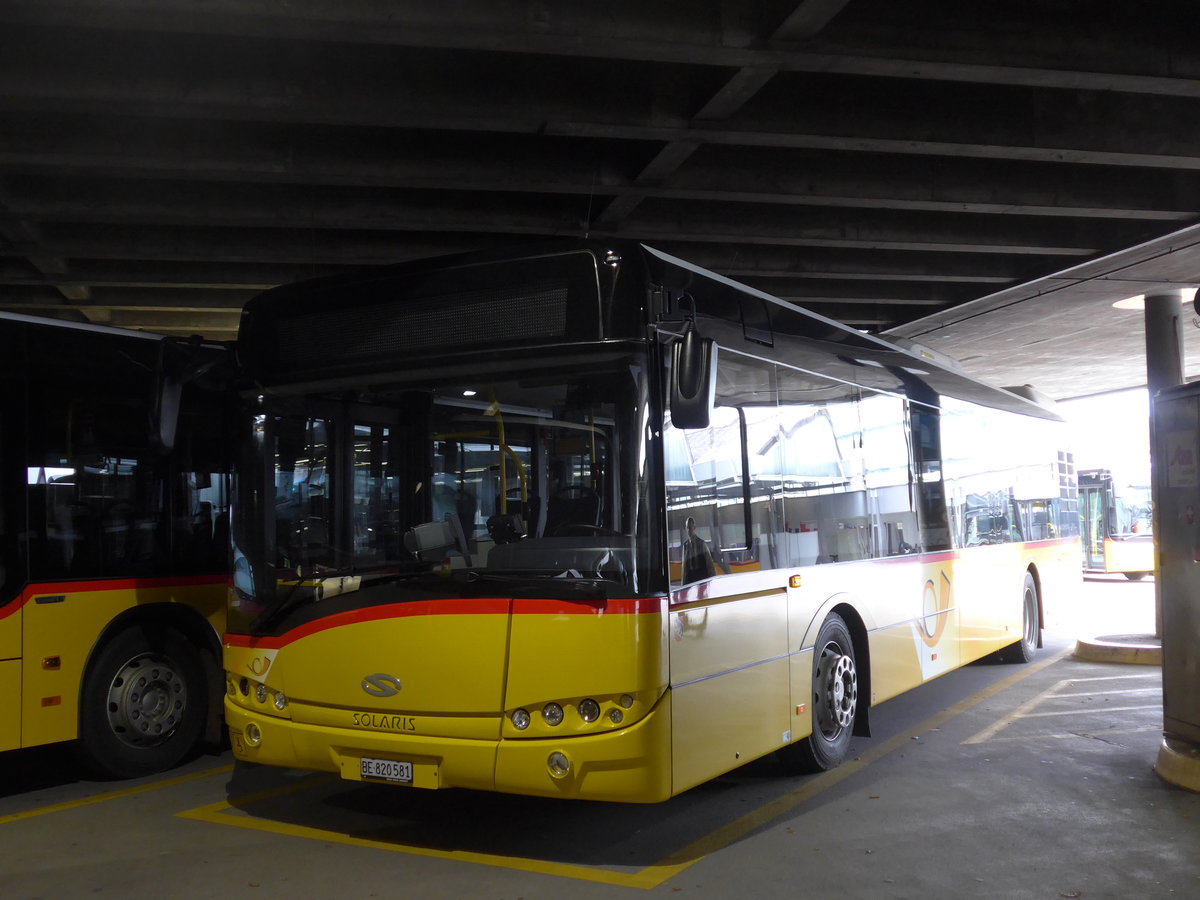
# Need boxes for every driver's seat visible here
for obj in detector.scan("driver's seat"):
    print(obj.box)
[544,485,600,535]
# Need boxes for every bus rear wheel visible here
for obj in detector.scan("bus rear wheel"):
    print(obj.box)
[778,612,858,773]
[77,624,206,778]
[1000,573,1040,664]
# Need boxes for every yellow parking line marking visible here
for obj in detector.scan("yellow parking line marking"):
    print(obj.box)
[178,794,665,889]
[0,764,233,826]
[178,650,1067,889]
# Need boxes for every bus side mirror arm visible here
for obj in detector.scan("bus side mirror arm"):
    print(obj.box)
[670,321,717,430]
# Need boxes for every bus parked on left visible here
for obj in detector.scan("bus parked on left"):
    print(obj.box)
[0,314,232,777]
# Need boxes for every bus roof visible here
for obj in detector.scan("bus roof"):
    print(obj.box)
[239,239,1062,422]
[640,244,1063,422]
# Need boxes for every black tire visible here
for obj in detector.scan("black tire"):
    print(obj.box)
[1124,571,1147,581]
[778,612,858,773]
[1001,573,1040,664]
[77,624,206,778]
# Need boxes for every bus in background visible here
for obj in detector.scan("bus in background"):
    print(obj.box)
[0,314,232,778]
[223,241,1079,802]
[1079,468,1154,580]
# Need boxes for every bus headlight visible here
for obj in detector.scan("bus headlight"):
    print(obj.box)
[511,708,531,730]
[273,692,288,711]
[619,694,634,709]
[255,683,268,703]
[578,699,600,722]
[542,703,564,726]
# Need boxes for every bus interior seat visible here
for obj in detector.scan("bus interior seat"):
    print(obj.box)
[545,485,600,535]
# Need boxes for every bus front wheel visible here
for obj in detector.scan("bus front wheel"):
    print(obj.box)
[779,612,858,773]
[77,624,206,778]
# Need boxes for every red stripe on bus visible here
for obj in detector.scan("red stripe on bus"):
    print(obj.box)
[224,595,666,649]
[0,574,229,619]
[511,597,664,615]
[225,598,510,649]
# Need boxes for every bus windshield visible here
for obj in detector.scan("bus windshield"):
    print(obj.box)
[230,348,655,633]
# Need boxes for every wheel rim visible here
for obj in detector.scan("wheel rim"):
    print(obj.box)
[814,641,857,738]
[1023,584,1037,647]
[104,653,189,748]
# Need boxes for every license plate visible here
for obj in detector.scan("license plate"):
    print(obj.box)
[359,757,413,784]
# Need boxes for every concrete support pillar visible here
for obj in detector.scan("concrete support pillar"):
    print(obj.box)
[1144,292,1185,394]
[1144,288,1200,793]
[1144,291,1186,637]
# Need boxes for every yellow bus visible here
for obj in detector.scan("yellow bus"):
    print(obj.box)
[1078,468,1154,580]
[0,314,232,777]
[223,242,1080,802]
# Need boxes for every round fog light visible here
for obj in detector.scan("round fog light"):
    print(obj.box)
[511,708,531,730]
[244,722,262,746]
[547,751,570,778]
[579,698,600,722]
[542,703,564,726]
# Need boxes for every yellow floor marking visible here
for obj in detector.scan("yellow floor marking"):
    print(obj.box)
[178,794,668,889]
[177,649,1068,890]
[0,764,233,826]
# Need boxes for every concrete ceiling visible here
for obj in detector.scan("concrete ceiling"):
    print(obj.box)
[3,0,1200,399]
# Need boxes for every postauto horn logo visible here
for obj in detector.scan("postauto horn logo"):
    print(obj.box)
[361,673,403,697]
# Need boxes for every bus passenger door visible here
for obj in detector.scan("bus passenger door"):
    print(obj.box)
[1079,482,1107,570]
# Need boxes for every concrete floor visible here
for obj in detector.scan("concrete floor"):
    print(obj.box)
[3,574,1198,899]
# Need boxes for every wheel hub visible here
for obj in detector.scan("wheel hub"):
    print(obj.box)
[105,654,188,748]
[816,647,858,736]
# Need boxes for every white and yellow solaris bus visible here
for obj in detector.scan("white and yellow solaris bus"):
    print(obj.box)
[223,242,1080,802]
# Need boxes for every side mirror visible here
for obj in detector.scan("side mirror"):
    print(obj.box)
[670,321,717,429]
[152,376,182,451]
